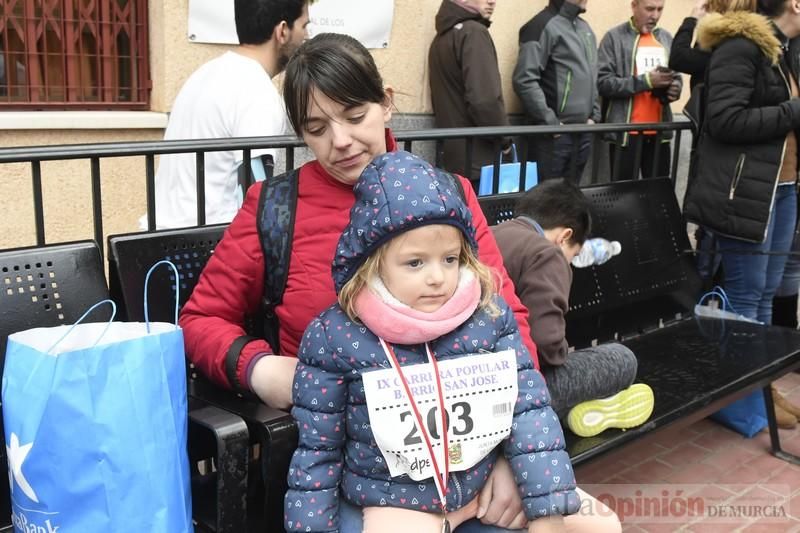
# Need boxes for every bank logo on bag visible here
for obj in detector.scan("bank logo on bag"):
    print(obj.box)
[7,433,61,533]
[7,433,38,503]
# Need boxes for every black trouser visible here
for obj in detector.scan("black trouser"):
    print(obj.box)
[609,135,671,180]
[527,132,592,183]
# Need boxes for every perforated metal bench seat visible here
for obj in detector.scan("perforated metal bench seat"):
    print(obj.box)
[565,316,800,465]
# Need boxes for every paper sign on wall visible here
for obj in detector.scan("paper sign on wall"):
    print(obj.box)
[308,0,394,48]
[187,0,238,45]
[187,0,394,49]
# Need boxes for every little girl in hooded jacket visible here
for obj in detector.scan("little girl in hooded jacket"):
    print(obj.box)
[285,151,581,533]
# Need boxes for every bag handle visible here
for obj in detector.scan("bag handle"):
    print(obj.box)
[697,285,736,313]
[144,260,180,333]
[497,143,518,165]
[46,299,117,354]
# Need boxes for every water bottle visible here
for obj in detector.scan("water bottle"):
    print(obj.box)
[571,238,622,268]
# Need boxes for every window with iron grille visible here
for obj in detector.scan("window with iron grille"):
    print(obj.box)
[0,0,150,110]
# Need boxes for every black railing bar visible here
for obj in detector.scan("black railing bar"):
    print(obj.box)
[286,146,295,170]
[465,137,473,183]
[491,139,501,194]
[612,132,625,180]
[521,137,532,178]
[518,141,527,193]
[145,154,156,231]
[403,140,412,152]
[0,135,306,163]
[434,139,444,167]
[651,132,662,178]
[590,133,601,185]
[31,160,45,245]
[90,157,104,263]
[243,149,252,189]
[0,124,690,164]
[671,130,683,186]
[195,152,206,226]
[523,137,538,189]
[632,136,644,181]
[569,132,579,182]
[394,122,690,141]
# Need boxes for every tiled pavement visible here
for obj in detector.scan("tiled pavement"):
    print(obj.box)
[573,372,800,532]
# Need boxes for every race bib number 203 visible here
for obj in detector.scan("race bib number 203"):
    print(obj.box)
[362,350,518,481]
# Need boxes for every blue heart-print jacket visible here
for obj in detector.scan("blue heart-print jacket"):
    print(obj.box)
[284,298,580,532]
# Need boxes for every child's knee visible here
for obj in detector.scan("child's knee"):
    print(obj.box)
[565,488,622,533]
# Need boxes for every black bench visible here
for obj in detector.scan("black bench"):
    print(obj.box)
[485,178,800,466]
[105,178,800,532]
[566,178,800,465]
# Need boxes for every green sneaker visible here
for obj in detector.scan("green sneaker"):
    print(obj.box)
[566,383,655,437]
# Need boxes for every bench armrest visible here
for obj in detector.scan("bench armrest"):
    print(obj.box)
[188,402,249,533]
[190,382,297,531]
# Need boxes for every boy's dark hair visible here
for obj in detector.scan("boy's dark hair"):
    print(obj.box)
[234,0,308,45]
[515,179,592,245]
[756,0,787,16]
[283,33,386,135]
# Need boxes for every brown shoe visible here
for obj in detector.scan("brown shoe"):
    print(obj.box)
[772,386,800,419]
[773,401,798,429]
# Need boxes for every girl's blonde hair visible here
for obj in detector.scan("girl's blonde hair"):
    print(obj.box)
[338,230,500,322]
[708,0,756,13]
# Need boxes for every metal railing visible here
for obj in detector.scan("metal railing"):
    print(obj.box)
[0,122,692,258]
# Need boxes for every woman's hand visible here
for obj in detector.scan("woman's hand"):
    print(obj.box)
[691,0,707,19]
[528,515,566,533]
[476,455,527,528]
[249,355,298,410]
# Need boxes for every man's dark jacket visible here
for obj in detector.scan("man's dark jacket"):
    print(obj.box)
[429,0,509,182]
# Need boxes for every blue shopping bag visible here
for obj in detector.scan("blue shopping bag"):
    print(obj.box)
[2,261,193,532]
[478,144,538,196]
[694,287,767,437]
[710,392,768,438]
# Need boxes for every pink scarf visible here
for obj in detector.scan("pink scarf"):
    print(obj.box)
[353,268,481,344]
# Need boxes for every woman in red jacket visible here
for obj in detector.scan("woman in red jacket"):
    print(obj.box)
[180,33,620,532]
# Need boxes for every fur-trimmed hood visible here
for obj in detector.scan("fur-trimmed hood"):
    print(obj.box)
[697,11,781,64]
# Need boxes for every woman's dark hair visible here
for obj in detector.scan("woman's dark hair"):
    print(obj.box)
[283,33,386,134]
[757,0,788,17]
[515,179,592,245]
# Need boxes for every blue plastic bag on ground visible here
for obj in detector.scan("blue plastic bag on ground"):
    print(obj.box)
[695,287,767,437]
[478,144,538,196]
[710,391,768,438]
[3,266,193,532]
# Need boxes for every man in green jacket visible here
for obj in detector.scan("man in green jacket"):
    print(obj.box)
[513,0,599,183]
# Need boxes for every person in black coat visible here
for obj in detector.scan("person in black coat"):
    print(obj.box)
[683,0,800,430]
[669,0,757,287]
[669,0,757,88]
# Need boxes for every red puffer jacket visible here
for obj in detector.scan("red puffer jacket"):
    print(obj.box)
[180,130,538,391]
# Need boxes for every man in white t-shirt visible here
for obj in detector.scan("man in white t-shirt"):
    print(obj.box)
[145,0,310,229]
